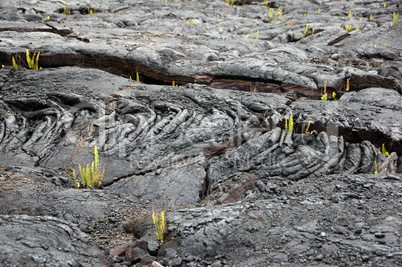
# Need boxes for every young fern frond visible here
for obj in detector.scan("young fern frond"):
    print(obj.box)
[73,146,105,189]
[85,164,91,188]
[285,117,288,131]
[381,144,390,156]
[26,50,33,69]
[94,146,99,172]
[160,211,165,233]
[79,164,84,187]
[288,114,293,132]
[73,169,80,188]
[26,49,40,70]
[152,211,166,243]
[12,57,18,69]
[284,115,293,132]
[35,52,40,70]
[305,121,311,133]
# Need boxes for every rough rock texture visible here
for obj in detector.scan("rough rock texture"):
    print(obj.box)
[0,214,107,266]
[0,0,401,266]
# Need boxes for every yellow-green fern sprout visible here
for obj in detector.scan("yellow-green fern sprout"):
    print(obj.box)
[381,144,390,156]
[12,57,18,69]
[285,114,293,132]
[26,49,40,70]
[303,24,309,36]
[152,211,166,243]
[73,169,80,188]
[305,121,311,133]
[73,146,105,189]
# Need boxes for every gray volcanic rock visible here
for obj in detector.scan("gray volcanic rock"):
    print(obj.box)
[0,0,401,95]
[168,173,402,266]
[0,214,108,266]
[0,0,401,266]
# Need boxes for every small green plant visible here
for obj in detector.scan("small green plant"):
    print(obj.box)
[305,121,311,133]
[12,57,18,69]
[312,26,315,35]
[267,8,283,21]
[61,5,70,15]
[26,49,40,70]
[348,11,353,17]
[321,80,328,100]
[391,12,398,26]
[73,146,105,189]
[380,143,390,156]
[370,14,374,20]
[355,23,360,30]
[317,8,320,15]
[332,92,337,100]
[152,211,166,243]
[245,29,260,39]
[136,72,140,82]
[384,3,386,8]
[292,2,296,7]
[345,24,352,32]
[374,161,378,174]
[285,114,293,132]
[303,24,309,36]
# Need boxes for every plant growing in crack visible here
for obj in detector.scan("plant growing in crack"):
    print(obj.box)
[305,121,311,133]
[61,5,71,15]
[12,57,18,69]
[380,143,390,156]
[303,24,309,36]
[152,211,166,243]
[391,12,398,26]
[73,146,105,189]
[26,49,40,70]
[285,114,293,132]
[321,80,328,101]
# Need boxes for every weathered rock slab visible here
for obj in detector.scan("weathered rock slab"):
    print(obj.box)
[0,214,108,266]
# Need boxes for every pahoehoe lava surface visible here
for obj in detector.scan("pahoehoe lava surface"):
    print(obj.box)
[0,0,401,266]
